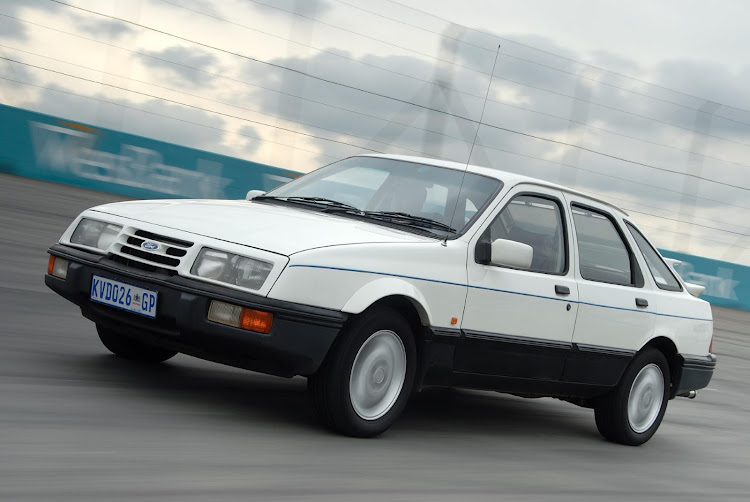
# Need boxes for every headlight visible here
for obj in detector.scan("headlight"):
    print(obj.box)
[70,218,122,251]
[191,248,273,291]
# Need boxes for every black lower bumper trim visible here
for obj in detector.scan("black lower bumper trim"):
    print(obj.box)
[673,353,717,397]
[46,244,347,377]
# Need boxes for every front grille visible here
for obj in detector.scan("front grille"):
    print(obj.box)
[125,236,187,258]
[109,254,176,275]
[111,228,194,271]
[134,230,194,249]
[120,246,180,267]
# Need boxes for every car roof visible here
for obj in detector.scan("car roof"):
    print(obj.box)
[357,153,628,217]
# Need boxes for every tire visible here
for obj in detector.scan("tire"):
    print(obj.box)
[594,347,670,446]
[308,306,416,438]
[96,324,177,363]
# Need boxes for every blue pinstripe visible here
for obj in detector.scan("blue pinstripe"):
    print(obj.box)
[288,264,712,322]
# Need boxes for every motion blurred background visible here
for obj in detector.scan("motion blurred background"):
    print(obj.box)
[4,0,750,266]
[1,1,749,500]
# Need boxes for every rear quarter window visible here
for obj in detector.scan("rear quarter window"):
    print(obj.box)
[626,222,682,291]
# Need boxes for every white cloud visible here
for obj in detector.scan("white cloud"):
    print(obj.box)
[2,0,750,263]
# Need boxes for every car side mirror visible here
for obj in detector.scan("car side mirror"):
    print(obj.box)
[245,189,266,200]
[490,239,533,269]
[684,282,706,298]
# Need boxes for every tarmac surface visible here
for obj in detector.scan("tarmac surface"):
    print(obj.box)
[1,173,748,501]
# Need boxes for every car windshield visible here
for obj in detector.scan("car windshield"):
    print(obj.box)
[262,157,502,236]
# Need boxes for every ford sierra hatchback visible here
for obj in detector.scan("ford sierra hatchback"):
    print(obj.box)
[45,154,716,445]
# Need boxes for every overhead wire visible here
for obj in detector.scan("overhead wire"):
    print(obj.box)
[0,75,338,161]
[1,92,745,245]
[3,29,748,231]
[488,74,750,150]
[52,0,750,157]
[5,14,749,202]
[157,0,750,166]
[32,2,750,192]
[589,192,750,233]
[4,79,744,248]
[384,0,750,116]
[44,0,482,126]
[239,0,488,76]
[6,53,746,236]
[331,0,496,54]
[0,56,385,154]
[156,0,485,101]
[486,94,750,171]
[476,121,750,192]
[623,209,750,238]
[472,138,750,221]
[634,222,744,249]
[0,46,434,158]
[266,0,750,135]
[0,13,472,147]
[497,50,750,129]
[8,2,750,239]
[328,0,750,131]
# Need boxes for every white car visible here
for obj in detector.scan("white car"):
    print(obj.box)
[46,154,716,445]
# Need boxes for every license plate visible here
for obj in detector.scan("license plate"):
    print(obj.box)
[90,275,158,319]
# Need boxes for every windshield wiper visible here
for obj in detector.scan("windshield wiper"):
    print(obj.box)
[322,208,456,233]
[253,196,360,211]
[362,211,457,233]
[256,197,456,234]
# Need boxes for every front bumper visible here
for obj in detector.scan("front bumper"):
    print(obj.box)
[45,244,347,377]
[673,353,717,397]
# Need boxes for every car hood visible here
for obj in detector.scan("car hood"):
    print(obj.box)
[91,199,434,255]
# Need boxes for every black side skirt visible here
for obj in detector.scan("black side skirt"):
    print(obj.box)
[421,328,635,399]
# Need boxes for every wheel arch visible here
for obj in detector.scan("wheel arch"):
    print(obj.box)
[641,336,680,397]
[341,277,432,326]
[355,293,431,393]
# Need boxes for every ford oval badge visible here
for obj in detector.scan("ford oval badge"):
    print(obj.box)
[141,240,160,251]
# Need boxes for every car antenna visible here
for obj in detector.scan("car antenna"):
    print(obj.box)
[443,44,502,246]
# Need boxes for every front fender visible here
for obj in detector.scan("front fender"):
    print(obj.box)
[342,277,432,324]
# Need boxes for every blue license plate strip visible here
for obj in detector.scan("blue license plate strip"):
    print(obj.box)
[90,275,158,318]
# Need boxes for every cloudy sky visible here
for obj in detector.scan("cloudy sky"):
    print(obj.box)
[2,0,750,264]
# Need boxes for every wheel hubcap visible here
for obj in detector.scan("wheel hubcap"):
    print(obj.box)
[627,363,664,433]
[349,330,406,421]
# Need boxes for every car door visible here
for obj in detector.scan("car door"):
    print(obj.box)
[459,185,579,380]
[561,194,658,386]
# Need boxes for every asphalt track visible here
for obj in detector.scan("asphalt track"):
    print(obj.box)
[1,172,748,501]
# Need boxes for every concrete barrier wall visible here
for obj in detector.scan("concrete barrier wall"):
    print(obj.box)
[660,249,750,311]
[2,104,748,311]
[0,104,301,200]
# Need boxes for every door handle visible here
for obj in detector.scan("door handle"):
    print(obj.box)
[635,298,649,307]
[555,285,570,295]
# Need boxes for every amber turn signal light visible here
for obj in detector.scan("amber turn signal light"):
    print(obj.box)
[47,255,69,279]
[240,308,274,334]
[208,300,273,334]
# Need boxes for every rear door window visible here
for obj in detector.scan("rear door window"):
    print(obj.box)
[572,205,638,286]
